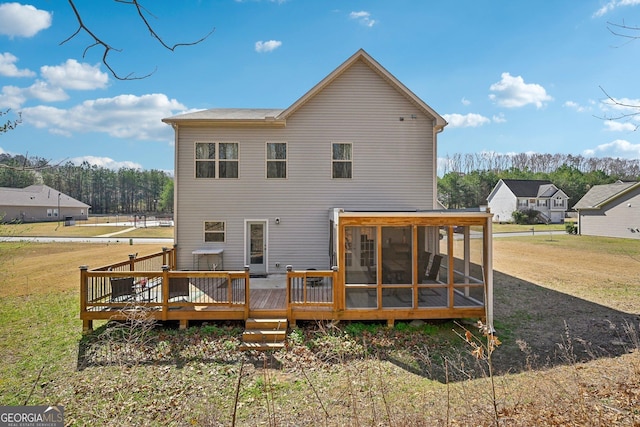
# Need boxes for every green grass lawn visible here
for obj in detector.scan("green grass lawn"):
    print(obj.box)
[1,221,174,238]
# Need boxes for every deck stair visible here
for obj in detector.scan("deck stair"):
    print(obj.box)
[239,318,288,351]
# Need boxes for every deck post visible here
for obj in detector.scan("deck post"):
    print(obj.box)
[244,266,250,320]
[129,254,136,271]
[331,266,339,314]
[162,247,168,267]
[161,265,169,321]
[286,265,293,322]
[79,265,92,333]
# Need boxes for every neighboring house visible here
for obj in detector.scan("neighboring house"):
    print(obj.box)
[573,181,640,239]
[163,49,449,273]
[0,185,90,223]
[486,179,568,223]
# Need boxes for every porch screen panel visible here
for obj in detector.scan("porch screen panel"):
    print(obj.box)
[344,226,377,309]
[344,226,377,284]
[381,226,412,285]
[452,224,486,308]
[417,226,448,308]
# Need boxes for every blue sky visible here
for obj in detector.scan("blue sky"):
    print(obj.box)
[1,1,640,175]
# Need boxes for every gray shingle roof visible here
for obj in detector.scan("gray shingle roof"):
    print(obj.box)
[573,181,640,209]
[0,185,90,208]
[163,108,284,122]
[501,179,554,197]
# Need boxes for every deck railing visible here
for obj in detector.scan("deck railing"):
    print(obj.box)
[90,246,176,272]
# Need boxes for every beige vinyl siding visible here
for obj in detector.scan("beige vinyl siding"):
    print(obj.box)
[175,59,437,270]
[579,187,640,239]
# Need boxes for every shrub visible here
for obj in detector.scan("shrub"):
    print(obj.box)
[565,222,578,234]
[512,208,540,225]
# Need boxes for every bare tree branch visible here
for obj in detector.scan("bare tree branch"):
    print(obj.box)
[61,0,215,80]
[0,109,21,134]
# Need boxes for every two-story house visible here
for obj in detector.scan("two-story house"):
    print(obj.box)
[163,49,455,273]
[486,179,568,223]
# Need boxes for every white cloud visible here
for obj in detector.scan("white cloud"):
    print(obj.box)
[0,52,35,77]
[564,100,588,112]
[489,72,553,108]
[24,80,68,102]
[255,40,282,53]
[0,85,26,109]
[492,113,507,123]
[603,120,637,131]
[350,11,376,27]
[583,139,640,158]
[21,93,186,141]
[442,113,491,128]
[593,0,640,17]
[0,3,52,38]
[461,97,471,106]
[40,59,109,90]
[68,156,143,170]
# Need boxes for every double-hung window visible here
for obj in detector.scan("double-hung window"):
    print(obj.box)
[266,142,287,179]
[195,142,239,179]
[204,221,225,242]
[332,142,352,179]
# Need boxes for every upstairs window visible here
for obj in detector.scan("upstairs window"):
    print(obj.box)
[204,221,225,242]
[332,142,352,179]
[266,142,287,179]
[195,142,239,179]
[553,197,565,208]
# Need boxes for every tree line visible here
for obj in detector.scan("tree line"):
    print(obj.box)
[438,152,640,209]
[0,154,173,215]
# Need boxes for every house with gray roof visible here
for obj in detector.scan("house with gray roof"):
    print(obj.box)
[0,185,90,223]
[162,49,451,273]
[573,181,640,239]
[486,179,569,223]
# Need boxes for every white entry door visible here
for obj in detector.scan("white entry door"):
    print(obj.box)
[246,221,267,275]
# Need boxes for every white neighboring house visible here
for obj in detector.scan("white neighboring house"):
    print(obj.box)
[486,179,568,223]
[573,181,640,239]
[0,185,90,223]
[162,49,449,273]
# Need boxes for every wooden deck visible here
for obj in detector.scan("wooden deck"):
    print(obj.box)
[80,211,495,331]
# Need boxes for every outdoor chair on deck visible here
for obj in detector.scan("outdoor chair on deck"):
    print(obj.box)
[426,254,443,282]
[110,277,135,302]
[169,277,190,302]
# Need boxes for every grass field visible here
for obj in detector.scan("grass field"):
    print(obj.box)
[0,231,638,425]
[0,221,173,238]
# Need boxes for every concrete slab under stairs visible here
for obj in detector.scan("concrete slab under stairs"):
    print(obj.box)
[239,318,288,351]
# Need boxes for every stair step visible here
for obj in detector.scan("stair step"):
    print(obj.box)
[238,342,285,351]
[242,330,287,342]
[245,318,287,330]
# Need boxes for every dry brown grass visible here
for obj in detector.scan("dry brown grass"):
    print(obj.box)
[0,242,166,297]
[1,235,639,425]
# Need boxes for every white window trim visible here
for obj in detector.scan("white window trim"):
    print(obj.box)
[331,141,353,179]
[194,141,239,179]
[204,220,226,243]
[265,141,288,179]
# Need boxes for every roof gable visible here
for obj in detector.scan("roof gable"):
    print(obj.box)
[277,49,446,129]
[162,49,446,129]
[573,181,640,210]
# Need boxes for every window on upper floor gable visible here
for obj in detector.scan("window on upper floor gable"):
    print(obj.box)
[195,142,239,179]
[266,142,287,179]
[332,142,352,179]
[553,197,565,208]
